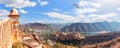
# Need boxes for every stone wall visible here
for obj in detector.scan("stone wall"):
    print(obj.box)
[0,19,12,48]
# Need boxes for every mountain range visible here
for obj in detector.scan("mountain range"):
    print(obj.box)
[20,22,120,33]
[61,22,120,32]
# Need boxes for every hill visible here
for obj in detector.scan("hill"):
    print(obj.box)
[61,22,120,32]
[20,23,53,33]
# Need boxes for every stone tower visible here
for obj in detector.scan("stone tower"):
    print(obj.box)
[8,8,20,30]
[8,8,21,42]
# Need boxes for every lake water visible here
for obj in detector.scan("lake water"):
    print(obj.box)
[81,31,110,36]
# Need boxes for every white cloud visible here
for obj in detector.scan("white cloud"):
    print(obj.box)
[97,0,120,5]
[45,12,80,23]
[91,3,101,8]
[53,8,60,12]
[75,1,101,14]
[73,2,117,23]
[88,13,117,22]
[89,13,116,18]
[78,1,101,8]
[0,0,36,8]
[45,11,117,23]
[95,0,120,8]
[118,8,120,10]
[38,0,48,6]
[71,0,118,23]
[78,1,90,7]
[45,12,75,20]
[44,0,117,23]
[19,9,27,14]
[75,8,97,13]
[0,9,9,20]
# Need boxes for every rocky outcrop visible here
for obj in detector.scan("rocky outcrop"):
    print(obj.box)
[12,33,42,48]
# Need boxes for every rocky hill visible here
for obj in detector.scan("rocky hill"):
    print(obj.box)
[61,22,120,32]
[20,23,53,33]
[47,23,71,32]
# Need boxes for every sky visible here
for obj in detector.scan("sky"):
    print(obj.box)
[0,0,120,24]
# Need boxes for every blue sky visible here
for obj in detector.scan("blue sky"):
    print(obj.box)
[0,0,120,24]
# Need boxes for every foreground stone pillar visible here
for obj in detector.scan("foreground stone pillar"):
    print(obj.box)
[0,19,12,48]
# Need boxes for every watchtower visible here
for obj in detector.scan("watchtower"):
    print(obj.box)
[8,8,20,30]
[8,8,21,42]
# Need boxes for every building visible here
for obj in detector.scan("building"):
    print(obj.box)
[8,8,42,48]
